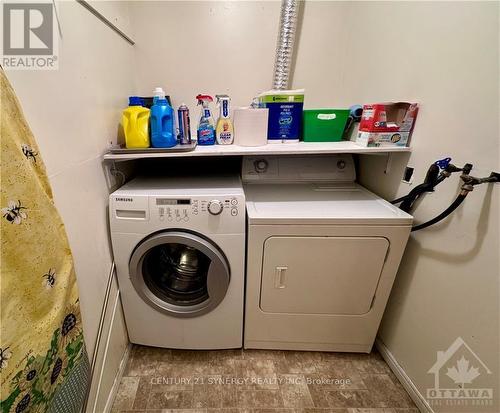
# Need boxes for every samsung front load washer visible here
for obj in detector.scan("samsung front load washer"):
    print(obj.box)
[109,175,245,349]
[243,155,413,353]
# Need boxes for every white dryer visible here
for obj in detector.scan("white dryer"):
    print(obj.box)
[109,175,245,349]
[243,155,413,353]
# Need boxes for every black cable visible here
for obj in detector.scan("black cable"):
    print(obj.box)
[411,193,468,232]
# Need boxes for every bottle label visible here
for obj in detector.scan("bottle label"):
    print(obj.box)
[222,100,229,118]
[219,131,232,143]
[198,125,215,144]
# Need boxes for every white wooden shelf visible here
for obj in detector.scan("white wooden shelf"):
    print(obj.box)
[103,141,410,161]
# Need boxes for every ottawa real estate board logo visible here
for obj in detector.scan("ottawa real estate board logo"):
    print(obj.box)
[2,1,58,70]
[427,337,493,410]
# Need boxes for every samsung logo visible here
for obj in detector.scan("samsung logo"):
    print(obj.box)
[115,197,133,202]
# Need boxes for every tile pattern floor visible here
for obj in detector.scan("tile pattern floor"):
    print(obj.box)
[111,346,418,413]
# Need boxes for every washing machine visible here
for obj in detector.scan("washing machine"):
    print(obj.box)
[109,175,245,349]
[243,155,413,353]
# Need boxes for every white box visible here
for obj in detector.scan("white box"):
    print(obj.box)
[234,108,268,147]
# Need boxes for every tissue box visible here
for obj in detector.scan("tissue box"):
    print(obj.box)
[356,102,418,147]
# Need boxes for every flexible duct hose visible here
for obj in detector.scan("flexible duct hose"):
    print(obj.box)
[411,193,468,232]
[273,0,300,90]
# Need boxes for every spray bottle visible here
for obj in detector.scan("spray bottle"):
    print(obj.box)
[215,94,234,145]
[196,94,215,145]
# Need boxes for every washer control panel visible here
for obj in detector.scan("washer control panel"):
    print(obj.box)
[110,176,245,235]
[154,196,240,223]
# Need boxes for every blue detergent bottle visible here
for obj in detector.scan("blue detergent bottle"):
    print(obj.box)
[150,95,176,148]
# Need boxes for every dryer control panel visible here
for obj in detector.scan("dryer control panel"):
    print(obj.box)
[242,155,356,183]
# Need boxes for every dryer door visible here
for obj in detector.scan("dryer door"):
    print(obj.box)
[260,236,389,315]
[129,231,230,317]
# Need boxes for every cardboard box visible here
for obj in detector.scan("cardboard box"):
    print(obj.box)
[356,102,418,147]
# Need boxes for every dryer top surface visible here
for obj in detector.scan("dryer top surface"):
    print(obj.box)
[244,182,413,225]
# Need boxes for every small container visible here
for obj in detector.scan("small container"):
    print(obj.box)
[177,104,192,145]
[302,109,350,142]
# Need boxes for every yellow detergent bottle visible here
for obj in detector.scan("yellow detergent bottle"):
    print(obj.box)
[122,96,150,148]
[215,94,234,145]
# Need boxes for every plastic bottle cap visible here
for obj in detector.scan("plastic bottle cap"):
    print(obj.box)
[153,87,166,99]
[129,96,143,106]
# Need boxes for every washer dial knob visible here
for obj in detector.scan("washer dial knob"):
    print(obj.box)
[207,200,224,215]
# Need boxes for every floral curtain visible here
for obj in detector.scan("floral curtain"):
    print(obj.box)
[1,69,89,413]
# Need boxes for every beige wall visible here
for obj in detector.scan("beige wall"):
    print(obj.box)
[346,3,499,412]
[129,0,281,109]
[130,1,499,411]
[5,1,134,410]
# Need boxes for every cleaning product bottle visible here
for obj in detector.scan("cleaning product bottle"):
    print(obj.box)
[215,94,234,145]
[150,91,176,148]
[122,96,150,148]
[196,94,215,145]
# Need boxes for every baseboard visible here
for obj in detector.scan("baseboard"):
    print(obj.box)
[86,265,130,413]
[102,342,132,413]
[376,337,434,413]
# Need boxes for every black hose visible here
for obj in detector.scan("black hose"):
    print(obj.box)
[394,164,444,212]
[411,193,468,232]
[398,186,427,211]
[435,174,448,185]
[399,174,447,212]
[392,173,448,206]
[391,195,406,205]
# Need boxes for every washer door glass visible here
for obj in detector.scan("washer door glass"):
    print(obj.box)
[129,231,230,317]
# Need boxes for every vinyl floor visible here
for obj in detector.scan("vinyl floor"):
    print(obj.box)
[111,345,418,413]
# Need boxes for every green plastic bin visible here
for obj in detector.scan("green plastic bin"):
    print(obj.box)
[302,109,350,142]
